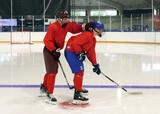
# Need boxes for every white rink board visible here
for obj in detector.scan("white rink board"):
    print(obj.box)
[0,32,10,41]
[0,32,160,43]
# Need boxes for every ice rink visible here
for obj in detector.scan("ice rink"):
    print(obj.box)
[0,43,160,114]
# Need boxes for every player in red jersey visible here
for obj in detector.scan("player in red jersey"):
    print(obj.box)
[40,9,88,104]
[65,21,104,104]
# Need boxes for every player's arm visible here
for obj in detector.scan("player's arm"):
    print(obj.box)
[43,25,60,61]
[67,21,95,34]
[86,47,97,65]
[67,22,83,34]
[86,45,101,75]
[43,24,57,52]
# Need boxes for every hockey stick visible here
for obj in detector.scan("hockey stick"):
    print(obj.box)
[58,60,74,89]
[101,72,142,95]
[84,58,142,95]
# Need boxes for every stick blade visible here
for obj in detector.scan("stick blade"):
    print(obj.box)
[127,91,143,95]
[69,86,75,89]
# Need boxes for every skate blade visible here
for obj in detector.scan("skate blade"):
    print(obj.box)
[38,92,47,97]
[45,99,57,105]
[72,100,89,105]
[81,93,88,96]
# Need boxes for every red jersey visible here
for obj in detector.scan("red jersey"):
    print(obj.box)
[44,21,83,52]
[66,31,97,65]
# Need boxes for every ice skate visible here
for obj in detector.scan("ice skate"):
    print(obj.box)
[45,93,57,105]
[72,90,89,104]
[39,84,47,97]
[81,88,88,95]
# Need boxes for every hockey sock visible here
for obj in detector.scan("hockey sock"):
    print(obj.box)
[73,72,84,91]
[43,73,49,88]
[47,73,57,94]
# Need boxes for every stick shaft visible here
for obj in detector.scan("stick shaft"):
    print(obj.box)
[58,60,74,89]
[101,72,128,92]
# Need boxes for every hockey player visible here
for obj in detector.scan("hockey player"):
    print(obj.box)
[40,9,89,104]
[65,21,104,104]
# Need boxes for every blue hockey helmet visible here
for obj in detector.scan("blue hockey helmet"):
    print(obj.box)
[93,21,104,30]
[93,21,104,37]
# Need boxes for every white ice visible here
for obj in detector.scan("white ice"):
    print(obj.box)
[0,43,160,114]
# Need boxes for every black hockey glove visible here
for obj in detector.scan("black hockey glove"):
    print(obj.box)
[52,48,61,61]
[77,52,86,61]
[93,64,101,75]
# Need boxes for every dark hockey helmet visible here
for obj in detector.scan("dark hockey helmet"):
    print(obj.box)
[85,22,94,32]
[57,9,69,19]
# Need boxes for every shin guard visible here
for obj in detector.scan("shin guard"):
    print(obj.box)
[47,73,57,94]
[43,73,49,88]
[73,72,84,91]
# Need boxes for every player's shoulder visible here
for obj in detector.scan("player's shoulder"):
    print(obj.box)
[49,21,59,29]
[82,31,94,37]
[67,21,74,25]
